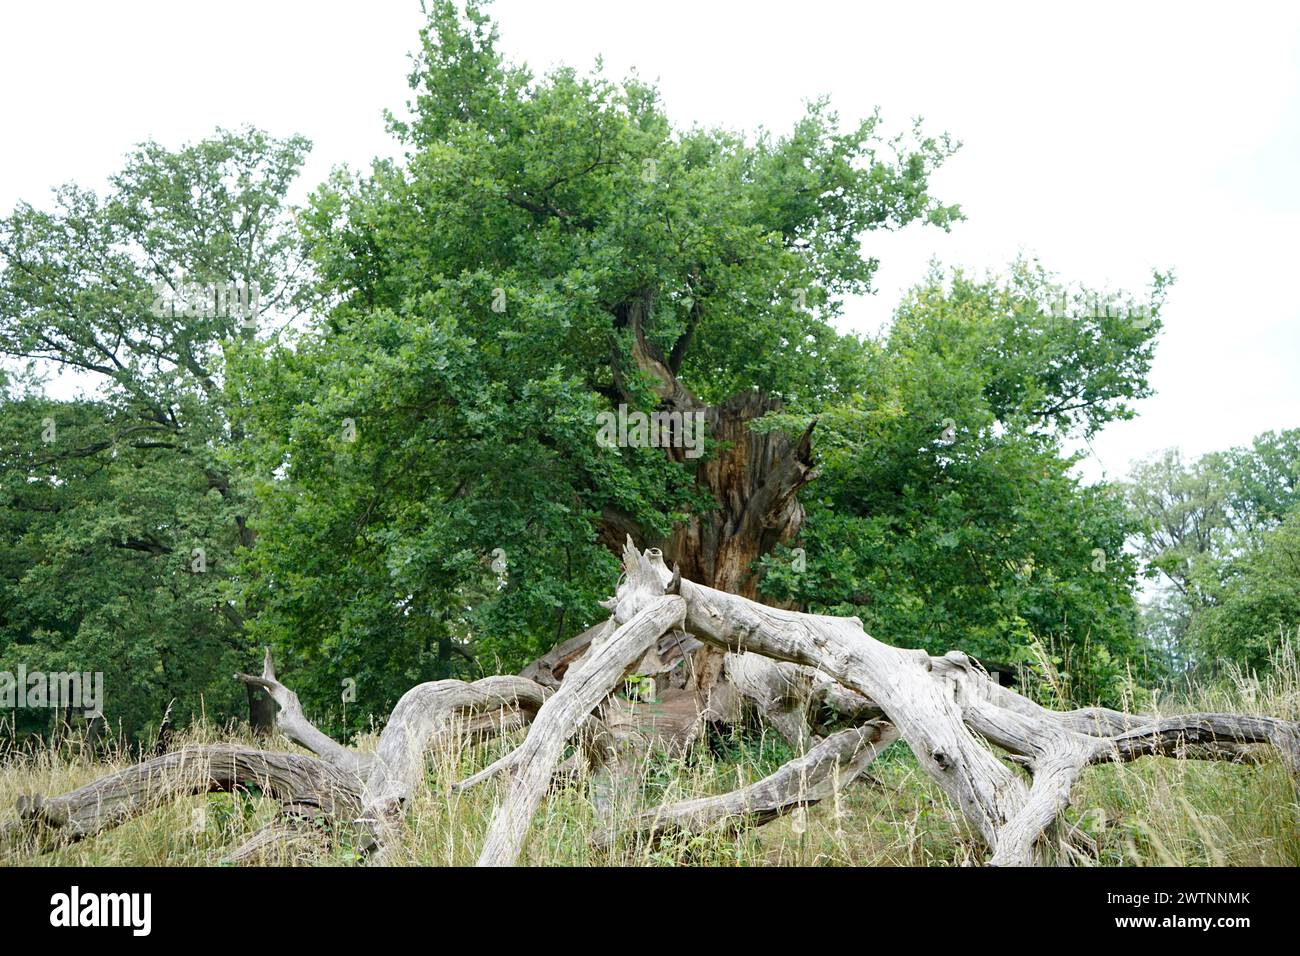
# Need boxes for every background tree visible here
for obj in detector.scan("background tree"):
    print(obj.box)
[759,264,1163,705]
[0,128,308,741]
[1127,428,1300,676]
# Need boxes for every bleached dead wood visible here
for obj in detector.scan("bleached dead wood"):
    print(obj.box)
[8,539,1298,868]
[236,648,372,776]
[225,820,327,864]
[615,544,1300,866]
[720,654,816,751]
[518,619,615,688]
[476,541,687,866]
[451,711,611,793]
[476,595,686,865]
[661,571,1030,857]
[593,720,899,848]
[2,744,360,854]
[355,675,550,854]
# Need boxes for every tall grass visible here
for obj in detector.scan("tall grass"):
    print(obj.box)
[2,642,1297,867]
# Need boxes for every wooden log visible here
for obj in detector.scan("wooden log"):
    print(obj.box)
[356,675,550,852]
[3,744,360,852]
[477,546,687,866]
[593,720,899,848]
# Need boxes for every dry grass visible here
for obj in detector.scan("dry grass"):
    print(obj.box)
[2,647,1297,867]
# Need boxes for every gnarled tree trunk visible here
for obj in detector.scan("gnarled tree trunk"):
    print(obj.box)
[594,289,819,740]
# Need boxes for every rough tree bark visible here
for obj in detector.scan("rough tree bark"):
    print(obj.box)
[0,744,361,854]
[592,289,820,746]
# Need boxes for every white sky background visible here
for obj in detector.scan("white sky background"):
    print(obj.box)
[1,0,1297,483]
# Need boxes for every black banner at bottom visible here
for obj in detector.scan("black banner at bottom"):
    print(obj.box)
[0,864,1284,942]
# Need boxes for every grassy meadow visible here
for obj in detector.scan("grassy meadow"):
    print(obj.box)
[2,647,1296,868]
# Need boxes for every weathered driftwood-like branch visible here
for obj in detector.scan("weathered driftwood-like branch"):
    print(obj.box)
[451,710,611,793]
[235,644,559,857]
[664,572,1031,857]
[225,820,326,864]
[606,545,1300,867]
[926,650,1300,864]
[236,650,549,788]
[4,661,555,860]
[594,720,899,848]
[355,675,550,854]
[9,539,1297,868]
[476,595,686,865]
[718,653,882,751]
[477,542,688,866]
[2,744,360,854]
[519,619,615,688]
[236,648,372,776]
[2,670,557,861]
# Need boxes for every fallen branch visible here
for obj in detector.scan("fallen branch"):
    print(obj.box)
[594,720,899,848]
[477,542,687,866]
[225,820,326,865]
[356,675,550,855]
[236,648,372,776]
[2,744,360,854]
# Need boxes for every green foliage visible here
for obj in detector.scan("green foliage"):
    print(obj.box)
[0,128,308,739]
[1222,429,1300,532]
[758,264,1163,705]
[1127,429,1300,677]
[1190,509,1300,674]
[1126,448,1233,596]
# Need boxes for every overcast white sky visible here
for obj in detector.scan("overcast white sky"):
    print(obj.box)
[2,0,1297,482]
